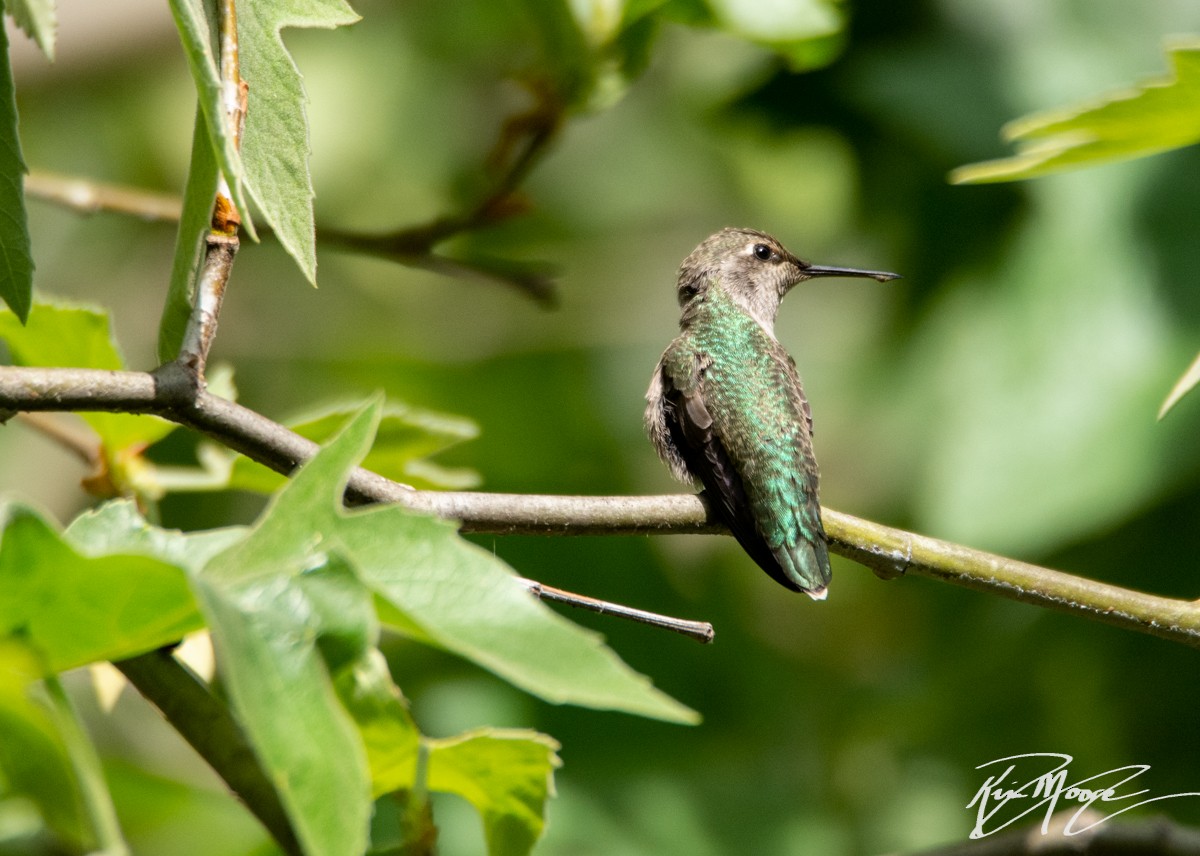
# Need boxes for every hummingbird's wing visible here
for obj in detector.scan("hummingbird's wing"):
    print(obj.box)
[654,345,823,594]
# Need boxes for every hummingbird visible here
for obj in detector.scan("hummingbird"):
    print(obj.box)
[645,228,898,599]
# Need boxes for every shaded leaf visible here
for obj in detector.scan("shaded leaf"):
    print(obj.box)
[228,401,480,493]
[237,0,360,283]
[0,302,177,453]
[427,729,560,856]
[952,40,1200,184]
[0,502,201,673]
[1159,348,1200,419]
[333,648,421,798]
[0,25,33,323]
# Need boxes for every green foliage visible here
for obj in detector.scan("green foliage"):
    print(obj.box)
[426,730,560,856]
[0,502,201,672]
[226,401,481,492]
[237,0,359,282]
[952,39,1200,421]
[952,40,1200,185]
[0,24,32,324]
[0,400,685,854]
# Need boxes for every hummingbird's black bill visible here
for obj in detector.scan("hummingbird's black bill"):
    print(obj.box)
[804,264,901,283]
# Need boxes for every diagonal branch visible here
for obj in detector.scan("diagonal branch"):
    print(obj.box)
[2,364,1199,650]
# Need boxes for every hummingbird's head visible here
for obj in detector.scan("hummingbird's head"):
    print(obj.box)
[677,227,899,330]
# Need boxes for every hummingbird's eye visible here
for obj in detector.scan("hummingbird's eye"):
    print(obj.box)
[753,243,774,261]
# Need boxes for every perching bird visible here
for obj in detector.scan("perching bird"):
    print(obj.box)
[645,228,898,599]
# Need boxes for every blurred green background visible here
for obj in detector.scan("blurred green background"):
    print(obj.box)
[7,0,1200,853]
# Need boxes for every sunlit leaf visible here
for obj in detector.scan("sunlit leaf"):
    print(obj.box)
[1159,348,1200,419]
[65,499,245,571]
[227,401,480,493]
[242,398,696,723]
[237,0,360,284]
[0,25,33,323]
[0,503,202,673]
[952,39,1200,184]
[196,550,373,856]
[427,729,560,856]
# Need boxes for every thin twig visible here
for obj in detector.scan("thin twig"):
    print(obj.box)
[22,91,564,308]
[15,411,99,466]
[517,577,715,644]
[26,171,184,222]
[176,234,238,382]
[2,365,1200,650]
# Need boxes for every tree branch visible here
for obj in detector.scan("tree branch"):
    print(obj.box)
[115,649,302,856]
[2,364,1199,649]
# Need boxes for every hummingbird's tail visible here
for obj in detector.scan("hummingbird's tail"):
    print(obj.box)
[776,536,832,601]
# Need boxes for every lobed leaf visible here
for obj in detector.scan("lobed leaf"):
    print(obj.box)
[952,40,1200,184]
[227,401,481,493]
[0,502,202,673]
[427,729,561,856]
[237,0,360,284]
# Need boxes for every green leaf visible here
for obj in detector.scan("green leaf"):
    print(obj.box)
[0,302,177,453]
[159,107,222,363]
[333,648,420,798]
[5,0,57,59]
[0,25,34,323]
[166,0,254,237]
[952,39,1200,184]
[195,551,373,856]
[0,502,202,673]
[228,401,481,493]
[1159,348,1200,419]
[702,0,845,70]
[0,641,87,847]
[426,729,560,856]
[238,397,694,722]
[237,0,360,284]
[195,411,380,856]
[64,499,246,572]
